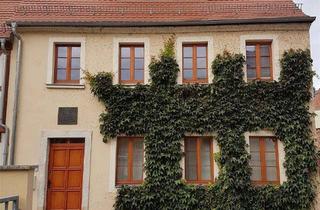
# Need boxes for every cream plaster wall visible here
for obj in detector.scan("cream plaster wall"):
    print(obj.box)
[4,23,311,210]
[0,168,35,210]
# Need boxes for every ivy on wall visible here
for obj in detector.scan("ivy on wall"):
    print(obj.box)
[85,37,317,210]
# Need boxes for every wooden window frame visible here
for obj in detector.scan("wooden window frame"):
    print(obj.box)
[54,44,81,84]
[116,137,144,185]
[182,43,208,84]
[184,136,214,184]
[119,44,144,84]
[246,41,273,81]
[249,136,280,185]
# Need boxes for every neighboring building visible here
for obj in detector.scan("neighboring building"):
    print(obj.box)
[313,90,320,129]
[0,0,316,210]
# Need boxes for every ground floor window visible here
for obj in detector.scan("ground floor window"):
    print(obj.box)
[249,136,280,185]
[184,136,214,184]
[116,137,144,185]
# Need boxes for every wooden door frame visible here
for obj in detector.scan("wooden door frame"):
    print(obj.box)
[38,130,92,210]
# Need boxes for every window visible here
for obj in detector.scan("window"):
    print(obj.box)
[119,45,144,84]
[185,137,213,183]
[54,44,81,84]
[116,137,144,185]
[182,44,208,83]
[249,137,280,185]
[246,42,272,81]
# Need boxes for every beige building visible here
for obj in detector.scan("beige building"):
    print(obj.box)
[0,0,317,210]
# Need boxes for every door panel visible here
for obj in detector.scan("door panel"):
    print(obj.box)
[47,139,84,210]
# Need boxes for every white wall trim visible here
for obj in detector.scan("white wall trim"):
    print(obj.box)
[176,36,214,84]
[38,130,92,210]
[245,130,287,184]
[47,37,86,85]
[113,37,150,85]
[108,138,117,192]
[240,34,280,82]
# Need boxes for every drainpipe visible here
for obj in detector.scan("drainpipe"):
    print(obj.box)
[0,38,9,165]
[9,22,22,165]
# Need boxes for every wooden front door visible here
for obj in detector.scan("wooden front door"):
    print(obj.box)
[46,139,84,210]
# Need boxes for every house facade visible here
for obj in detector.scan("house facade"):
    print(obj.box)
[0,1,317,210]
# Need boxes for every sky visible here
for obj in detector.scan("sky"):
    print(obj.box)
[293,0,320,88]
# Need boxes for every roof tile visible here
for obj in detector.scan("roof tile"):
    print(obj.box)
[0,0,311,38]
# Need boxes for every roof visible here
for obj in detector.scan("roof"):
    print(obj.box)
[0,0,315,38]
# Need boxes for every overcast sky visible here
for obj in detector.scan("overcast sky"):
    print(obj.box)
[293,0,320,88]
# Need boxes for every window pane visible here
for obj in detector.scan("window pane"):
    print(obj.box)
[261,68,271,78]
[266,167,277,181]
[251,166,261,181]
[121,58,130,69]
[183,70,193,79]
[197,69,206,79]
[121,47,130,58]
[72,47,81,57]
[183,47,192,57]
[247,68,256,79]
[250,152,261,166]
[71,70,80,81]
[265,138,276,152]
[260,57,270,67]
[117,140,129,181]
[265,152,276,167]
[134,70,144,81]
[133,140,143,180]
[57,47,67,57]
[57,58,67,68]
[135,47,144,58]
[183,58,193,69]
[246,57,256,69]
[71,58,80,69]
[249,138,260,152]
[121,70,130,81]
[197,58,206,69]
[246,45,256,57]
[185,139,197,180]
[57,69,66,80]
[201,138,211,180]
[249,138,261,181]
[197,46,206,57]
[135,58,144,70]
[260,45,270,56]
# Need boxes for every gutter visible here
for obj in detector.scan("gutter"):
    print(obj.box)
[6,16,316,28]
[0,38,9,166]
[9,22,22,165]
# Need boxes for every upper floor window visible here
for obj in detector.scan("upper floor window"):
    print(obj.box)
[185,136,213,184]
[54,44,81,84]
[183,43,208,83]
[246,42,272,81]
[116,137,144,185]
[119,45,144,84]
[249,137,280,185]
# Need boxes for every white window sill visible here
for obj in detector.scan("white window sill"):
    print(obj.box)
[46,84,85,89]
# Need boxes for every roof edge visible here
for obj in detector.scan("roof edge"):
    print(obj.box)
[6,16,316,28]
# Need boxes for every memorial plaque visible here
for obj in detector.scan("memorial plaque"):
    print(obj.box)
[58,107,78,125]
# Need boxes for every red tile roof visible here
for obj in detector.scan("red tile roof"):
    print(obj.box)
[0,0,314,38]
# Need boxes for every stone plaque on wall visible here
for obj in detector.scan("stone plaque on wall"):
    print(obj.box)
[58,107,78,125]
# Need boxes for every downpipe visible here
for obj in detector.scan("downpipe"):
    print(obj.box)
[9,22,22,165]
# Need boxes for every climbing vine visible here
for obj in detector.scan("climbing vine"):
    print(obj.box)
[85,37,317,210]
